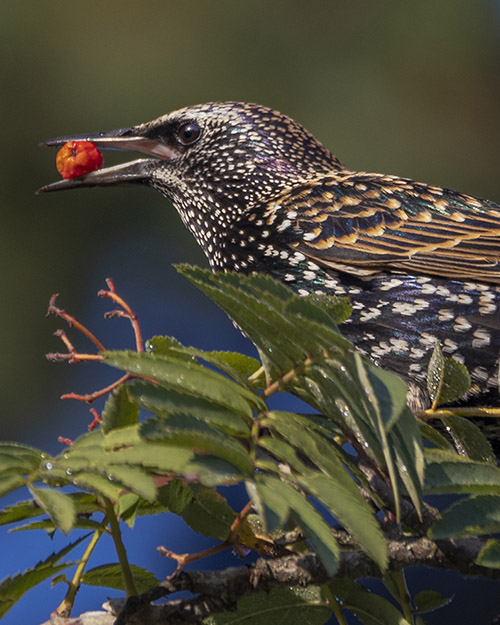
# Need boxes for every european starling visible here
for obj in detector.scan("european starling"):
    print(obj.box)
[38,102,500,418]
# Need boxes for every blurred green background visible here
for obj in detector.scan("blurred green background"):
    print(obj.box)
[1,1,500,623]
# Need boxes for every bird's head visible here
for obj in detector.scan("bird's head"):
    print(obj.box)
[38,102,342,252]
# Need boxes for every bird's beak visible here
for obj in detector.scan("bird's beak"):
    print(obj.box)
[36,127,179,194]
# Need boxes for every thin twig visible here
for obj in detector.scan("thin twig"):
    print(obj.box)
[47,294,106,352]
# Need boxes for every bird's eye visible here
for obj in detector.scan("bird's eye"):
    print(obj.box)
[176,122,202,146]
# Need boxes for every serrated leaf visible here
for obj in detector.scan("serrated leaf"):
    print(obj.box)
[256,475,339,576]
[0,474,25,497]
[140,416,253,475]
[177,265,349,378]
[249,477,291,533]
[0,446,46,475]
[427,343,471,406]
[203,350,261,379]
[300,293,353,325]
[29,487,76,534]
[476,538,500,569]
[297,361,384,463]
[101,385,139,434]
[387,407,424,517]
[328,578,410,625]
[205,586,331,625]
[0,536,86,617]
[355,353,401,521]
[440,415,496,464]
[101,426,142,449]
[418,421,455,451]
[297,472,387,570]
[261,411,345,478]
[105,465,156,501]
[412,589,451,614]
[257,436,308,474]
[69,472,128,501]
[430,495,500,538]
[105,350,264,416]
[157,480,192,515]
[0,443,45,467]
[366,364,408,432]
[181,484,235,539]
[148,337,261,388]
[11,518,104,533]
[103,442,244,487]
[146,335,195,362]
[127,382,250,435]
[82,563,159,594]
[0,493,100,528]
[116,493,140,528]
[257,413,387,568]
[424,451,500,494]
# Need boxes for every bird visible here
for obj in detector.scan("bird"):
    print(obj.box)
[38,101,500,429]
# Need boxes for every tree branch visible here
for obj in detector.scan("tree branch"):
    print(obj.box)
[40,535,499,625]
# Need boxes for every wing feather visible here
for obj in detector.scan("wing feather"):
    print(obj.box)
[268,172,500,283]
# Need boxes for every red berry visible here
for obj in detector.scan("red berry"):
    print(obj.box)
[56,141,103,179]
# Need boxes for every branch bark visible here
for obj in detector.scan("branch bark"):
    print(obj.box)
[40,534,499,625]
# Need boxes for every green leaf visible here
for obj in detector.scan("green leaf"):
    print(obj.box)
[255,475,339,576]
[181,484,236,539]
[418,421,455,451]
[146,335,195,362]
[301,293,353,325]
[177,265,349,377]
[355,354,401,520]
[328,578,410,625]
[366,364,408,432]
[424,451,500,494]
[297,472,387,570]
[430,495,500,538]
[148,336,261,387]
[157,480,192,515]
[104,441,244,487]
[0,536,86,617]
[116,493,140,527]
[427,343,471,406]
[202,350,262,379]
[261,411,345,477]
[257,413,387,568]
[387,406,424,517]
[140,416,253,475]
[0,474,25,498]
[296,361,384,464]
[104,465,157,501]
[0,443,45,464]
[29,487,76,534]
[127,382,250,435]
[249,477,291,534]
[11,518,104,533]
[82,563,159,594]
[68,472,129,501]
[101,385,139,433]
[0,443,47,474]
[440,415,496,464]
[412,589,452,614]
[105,350,264,416]
[205,586,331,625]
[0,493,100,529]
[476,538,500,569]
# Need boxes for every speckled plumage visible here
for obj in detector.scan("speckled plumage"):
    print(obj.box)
[40,101,500,418]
